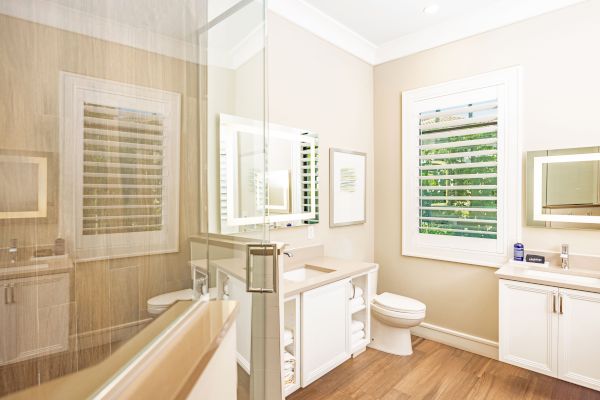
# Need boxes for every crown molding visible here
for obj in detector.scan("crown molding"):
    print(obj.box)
[268,0,377,64]
[269,0,589,66]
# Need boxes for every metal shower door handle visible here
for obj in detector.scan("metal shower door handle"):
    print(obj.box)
[246,243,278,293]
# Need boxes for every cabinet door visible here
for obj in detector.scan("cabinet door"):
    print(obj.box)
[499,280,558,377]
[558,288,600,390]
[0,283,16,364]
[12,274,70,363]
[301,280,349,387]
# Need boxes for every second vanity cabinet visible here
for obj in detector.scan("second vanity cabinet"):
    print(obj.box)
[0,273,70,366]
[499,279,600,391]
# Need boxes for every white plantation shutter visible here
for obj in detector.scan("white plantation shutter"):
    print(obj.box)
[418,100,498,239]
[82,103,165,235]
[302,133,319,224]
[61,73,180,260]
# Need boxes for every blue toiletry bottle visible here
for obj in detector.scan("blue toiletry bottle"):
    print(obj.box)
[514,243,524,261]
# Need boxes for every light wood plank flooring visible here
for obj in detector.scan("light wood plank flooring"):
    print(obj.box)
[288,338,600,400]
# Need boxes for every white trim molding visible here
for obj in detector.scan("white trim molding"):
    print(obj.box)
[268,0,378,64]
[412,322,499,360]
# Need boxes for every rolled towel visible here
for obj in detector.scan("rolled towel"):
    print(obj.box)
[349,297,365,307]
[353,286,364,299]
[283,329,294,345]
[349,296,365,313]
[351,320,365,333]
[222,294,230,300]
[351,330,365,344]
[283,351,295,362]
[283,363,294,372]
[223,283,229,293]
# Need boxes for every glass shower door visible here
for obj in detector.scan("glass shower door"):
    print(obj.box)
[202,1,282,399]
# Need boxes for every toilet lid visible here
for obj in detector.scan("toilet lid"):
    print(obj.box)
[373,292,426,313]
[148,289,194,307]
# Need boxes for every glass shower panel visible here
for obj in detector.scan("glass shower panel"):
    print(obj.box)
[0,0,207,396]
[198,0,283,399]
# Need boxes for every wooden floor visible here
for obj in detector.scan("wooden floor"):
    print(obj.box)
[288,338,600,400]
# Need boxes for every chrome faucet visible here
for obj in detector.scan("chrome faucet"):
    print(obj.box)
[560,244,569,270]
[8,239,18,264]
[283,251,294,258]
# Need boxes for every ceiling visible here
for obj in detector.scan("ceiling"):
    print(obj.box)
[301,0,508,46]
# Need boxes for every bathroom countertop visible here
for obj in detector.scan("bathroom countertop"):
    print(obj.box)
[496,261,600,294]
[5,300,239,400]
[0,256,74,280]
[212,256,378,298]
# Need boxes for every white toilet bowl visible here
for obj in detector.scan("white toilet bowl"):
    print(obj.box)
[370,292,426,356]
[147,289,194,316]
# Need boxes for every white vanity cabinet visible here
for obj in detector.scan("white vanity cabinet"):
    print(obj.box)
[499,279,600,391]
[0,273,70,366]
[300,279,350,387]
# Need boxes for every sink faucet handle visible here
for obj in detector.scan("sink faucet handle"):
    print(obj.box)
[560,244,569,256]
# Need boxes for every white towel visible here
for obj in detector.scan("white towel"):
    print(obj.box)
[349,297,365,307]
[223,283,229,293]
[222,294,229,300]
[349,296,365,313]
[351,330,365,344]
[283,363,294,372]
[351,320,365,333]
[283,351,295,362]
[283,329,294,345]
[353,286,364,299]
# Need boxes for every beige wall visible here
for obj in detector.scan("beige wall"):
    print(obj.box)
[374,1,600,341]
[206,13,374,262]
[267,13,374,262]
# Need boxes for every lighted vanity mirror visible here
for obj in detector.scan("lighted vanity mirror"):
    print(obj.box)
[218,113,318,232]
[527,146,600,229]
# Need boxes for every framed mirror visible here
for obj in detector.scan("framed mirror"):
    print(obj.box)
[0,154,48,219]
[218,113,318,232]
[527,146,600,229]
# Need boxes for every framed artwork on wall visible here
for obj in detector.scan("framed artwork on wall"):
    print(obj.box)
[329,148,366,227]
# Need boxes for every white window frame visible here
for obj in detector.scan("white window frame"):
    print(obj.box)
[401,67,521,267]
[60,72,181,261]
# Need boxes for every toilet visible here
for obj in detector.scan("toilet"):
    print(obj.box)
[370,292,426,356]
[147,289,194,316]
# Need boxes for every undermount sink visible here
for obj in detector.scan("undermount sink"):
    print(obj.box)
[283,265,334,282]
[521,268,600,286]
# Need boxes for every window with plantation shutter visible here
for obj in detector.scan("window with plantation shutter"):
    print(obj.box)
[402,68,521,267]
[60,73,181,260]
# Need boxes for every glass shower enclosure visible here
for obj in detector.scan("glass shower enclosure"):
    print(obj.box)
[0,0,281,398]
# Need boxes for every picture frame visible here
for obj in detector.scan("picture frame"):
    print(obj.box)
[329,148,366,227]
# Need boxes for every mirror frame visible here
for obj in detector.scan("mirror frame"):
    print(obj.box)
[219,113,317,227]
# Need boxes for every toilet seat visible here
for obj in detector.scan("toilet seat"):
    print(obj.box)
[371,302,425,320]
[147,289,194,315]
[373,292,426,314]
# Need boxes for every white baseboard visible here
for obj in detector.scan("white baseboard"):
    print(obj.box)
[411,322,499,360]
